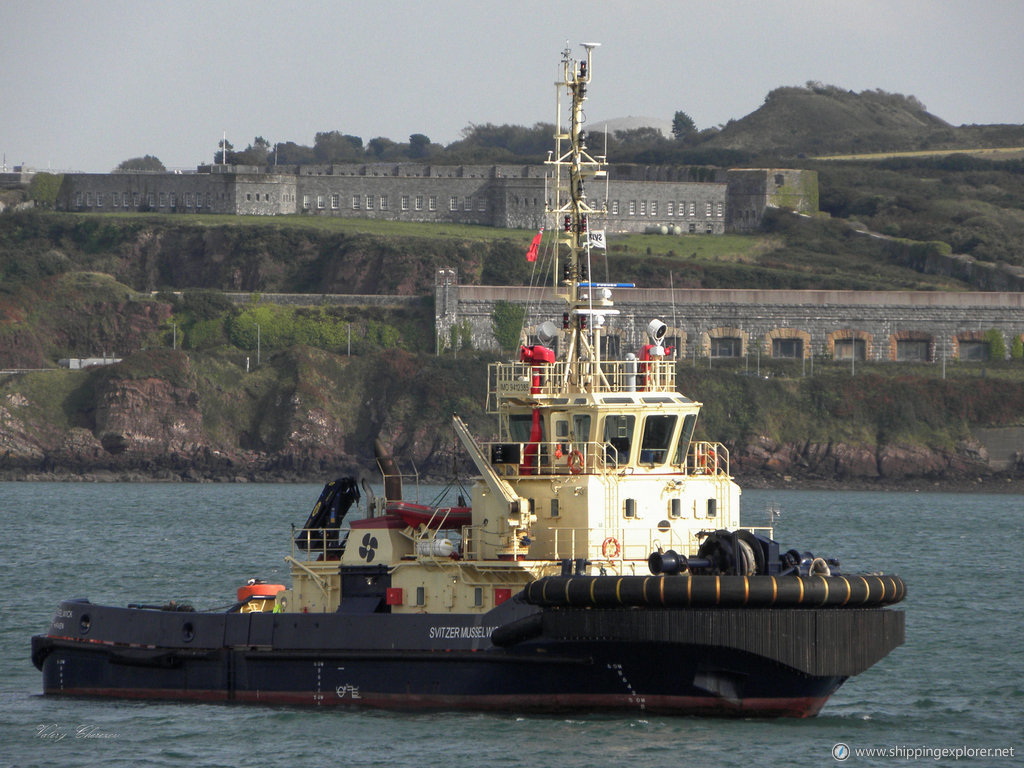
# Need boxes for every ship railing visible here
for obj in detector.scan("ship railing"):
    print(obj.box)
[458,521,509,562]
[290,526,350,562]
[488,359,676,409]
[547,526,703,562]
[484,439,625,477]
[686,441,729,477]
[481,439,730,477]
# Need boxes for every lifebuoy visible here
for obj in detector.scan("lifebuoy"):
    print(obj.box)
[602,536,620,559]
[568,449,584,474]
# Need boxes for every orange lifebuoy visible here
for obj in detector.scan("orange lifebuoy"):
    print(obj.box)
[601,536,620,559]
[568,449,584,474]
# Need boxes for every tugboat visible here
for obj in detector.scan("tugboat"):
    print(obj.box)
[32,44,904,717]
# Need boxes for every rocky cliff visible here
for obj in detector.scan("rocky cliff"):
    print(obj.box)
[2,347,1021,489]
[0,348,491,483]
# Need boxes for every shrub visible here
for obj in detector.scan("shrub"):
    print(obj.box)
[491,300,525,352]
[984,328,1006,361]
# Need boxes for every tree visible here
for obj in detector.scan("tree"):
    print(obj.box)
[27,172,63,207]
[408,133,432,159]
[314,131,363,163]
[367,137,397,159]
[115,155,165,172]
[452,122,553,160]
[274,141,316,165]
[672,111,697,140]
[214,139,233,165]
[233,136,272,166]
[984,328,1006,361]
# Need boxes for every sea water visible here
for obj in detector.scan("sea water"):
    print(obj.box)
[1,483,1021,768]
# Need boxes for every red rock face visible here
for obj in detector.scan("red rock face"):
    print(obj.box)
[94,377,205,457]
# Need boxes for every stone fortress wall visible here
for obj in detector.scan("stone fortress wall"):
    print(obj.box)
[55,163,816,234]
[435,277,1024,362]
[51,163,1024,362]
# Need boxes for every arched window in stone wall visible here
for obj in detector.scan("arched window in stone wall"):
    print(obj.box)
[663,328,687,359]
[889,330,934,362]
[827,329,872,361]
[765,328,810,359]
[897,332,934,361]
[598,331,621,360]
[702,327,748,358]
[954,330,989,361]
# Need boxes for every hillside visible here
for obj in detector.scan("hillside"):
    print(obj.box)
[3,82,1024,486]
[2,344,1023,488]
[703,84,952,156]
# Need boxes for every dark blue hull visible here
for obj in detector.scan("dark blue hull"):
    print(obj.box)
[32,598,903,717]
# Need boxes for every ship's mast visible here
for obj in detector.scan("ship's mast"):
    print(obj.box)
[546,43,609,391]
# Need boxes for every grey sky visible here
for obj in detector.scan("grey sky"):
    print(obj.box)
[2,0,1021,173]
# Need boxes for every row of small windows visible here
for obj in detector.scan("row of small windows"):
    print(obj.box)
[709,336,995,362]
[544,330,1005,363]
[449,195,487,212]
[610,200,723,218]
[298,193,489,214]
[74,190,283,209]
[75,189,723,220]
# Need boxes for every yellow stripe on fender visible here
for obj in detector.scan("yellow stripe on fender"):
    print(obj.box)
[839,576,852,606]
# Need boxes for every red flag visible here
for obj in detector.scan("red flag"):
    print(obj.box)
[526,227,544,262]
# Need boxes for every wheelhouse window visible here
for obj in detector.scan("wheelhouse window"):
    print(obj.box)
[572,414,592,444]
[674,413,697,465]
[507,414,544,442]
[639,415,677,465]
[603,414,636,466]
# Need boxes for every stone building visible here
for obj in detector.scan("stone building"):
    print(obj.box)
[55,165,298,216]
[55,163,817,233]
[434,277,1024,362]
